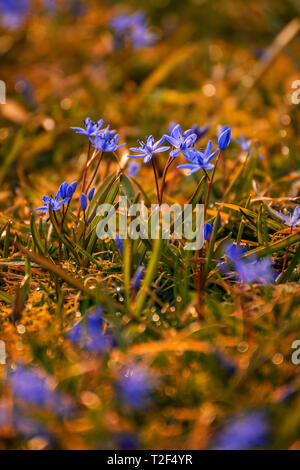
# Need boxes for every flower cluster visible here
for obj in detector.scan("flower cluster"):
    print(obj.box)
[165,123,198,158]
[128,122,230,176]
[71,118,124,153]
[110,11,156,50]
[35,181,77,213]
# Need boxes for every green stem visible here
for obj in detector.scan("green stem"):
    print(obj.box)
[134,226,162,315]
[151,158,160,205]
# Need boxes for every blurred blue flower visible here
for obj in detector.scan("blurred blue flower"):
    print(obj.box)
[177,140,218,174]
[165,124,197,158]
[8,366,73,417]
[131,24,156,49]
[128,136,170,163]
[115,234,124,255]
[71,118,104,141]
[15,76,37,108]
[204,222,213,241]
[221,243,274,285]
[213,349,237,377]
[132,266,145,289]
[118,365,156,410]
[110,13,139,33]
[217,125,231,150]
[80,193,87,211]
[127,161,140,177]
[116,432,140,450]
[190,124,210,142]
[235,256,274,284]
[111,11,156,50]
[212,411,269,450]
[224,242,246,264]
[68,307,114,354]
[278,206,300,229]
[232,134,264,159]
[0,0,30,29]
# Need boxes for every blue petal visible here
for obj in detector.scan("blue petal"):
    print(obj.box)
[153,146,170,154]
[170,149,180,158]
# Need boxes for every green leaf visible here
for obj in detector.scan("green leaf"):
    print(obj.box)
[121,174,135,201]
[242,231,300,259]
[276,244,300,283]
[30,214,46,256]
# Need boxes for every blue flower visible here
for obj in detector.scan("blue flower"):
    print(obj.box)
[221,243,274,285]
[132,266,145,289]
[127,161,140,177]
[131,24,156,49]
[168,122,209,143]
[118,365,156,410]
[110,11,156,50]
[213,349,237,377]
[217,125,231,150]
[203,222,213,241]
[232,134,264,159]
[0,0,30,29]
[128,135,170,163]
[92,131,125,153]
[115,234,124,255]
[212,411,269,450]
[110,13,138,33]
[278,206,300,229]
[15,75,37,108]
[190,124,210,142]
[34,190,70,214]
[88,187,95,201]
[80,193,87,211]
[58,181,77,199]
[71,118,104,141]
[116,433,140,450]
[165,124,197,158]
[177,140,218,174]
[235,257,274,284]
[68,307,114,354]
[8,366,73,417]
[225,242,246,264]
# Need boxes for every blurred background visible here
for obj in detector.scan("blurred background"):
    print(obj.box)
[0,0,299,193]
[0,0,300,451]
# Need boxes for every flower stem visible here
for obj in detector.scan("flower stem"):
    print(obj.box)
[86,151,103,193]
[81,211,87,264]
[282,226,293,272]
[53,211,62,265]
[203,149,223,218]
[151,158,160,205]
[75,141,91,224]
[194,149,223,321]
[159,156,175,205]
